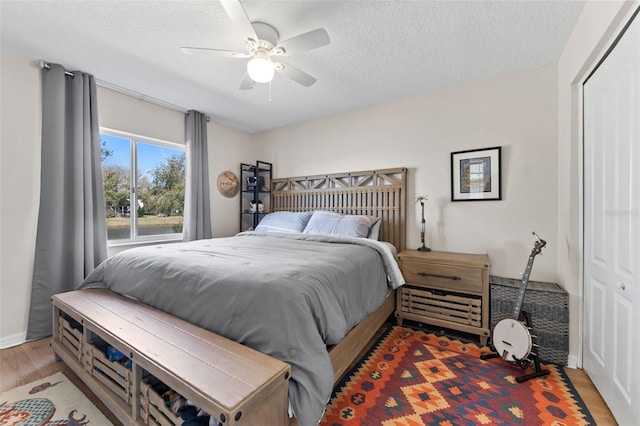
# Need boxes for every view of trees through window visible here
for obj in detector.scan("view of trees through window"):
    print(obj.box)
[101,131,185,241]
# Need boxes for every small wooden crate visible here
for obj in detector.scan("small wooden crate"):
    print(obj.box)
[83,337,132,404]
[399,286,482,327]
[56,314,83,362]
[140,380,181,426]
[490,275,569,365]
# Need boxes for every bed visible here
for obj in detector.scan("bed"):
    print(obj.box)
[65,167,407,425]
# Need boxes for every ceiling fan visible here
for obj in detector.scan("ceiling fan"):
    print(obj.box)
[181,0,330,90]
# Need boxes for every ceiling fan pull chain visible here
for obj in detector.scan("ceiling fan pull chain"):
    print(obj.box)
[269,81,273,103]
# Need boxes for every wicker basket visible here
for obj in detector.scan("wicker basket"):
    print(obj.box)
[489,275,569,365]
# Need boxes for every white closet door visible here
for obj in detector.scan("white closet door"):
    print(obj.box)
[583,10,639,425]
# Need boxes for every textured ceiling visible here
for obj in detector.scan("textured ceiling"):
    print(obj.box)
[0,0,585,133]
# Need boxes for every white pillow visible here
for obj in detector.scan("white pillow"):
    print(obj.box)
[303,211,378,238]
[254,211,313,234]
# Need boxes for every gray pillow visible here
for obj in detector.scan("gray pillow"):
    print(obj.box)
[254,211,313,234]
[368,219,382,240]
[303,211,378,238]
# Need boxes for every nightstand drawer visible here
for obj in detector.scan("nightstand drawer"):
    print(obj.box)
[402,261,483,294]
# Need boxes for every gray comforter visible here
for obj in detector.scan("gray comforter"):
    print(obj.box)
[80,232,404,425]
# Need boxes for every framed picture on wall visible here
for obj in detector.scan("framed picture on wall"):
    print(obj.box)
[451,146,502,201]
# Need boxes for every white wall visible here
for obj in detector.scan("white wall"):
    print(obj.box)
[0,52,41,348]
[257,65,559,284]
[0,52,256,347]
[208,121,258,237]
[557,0,636,366]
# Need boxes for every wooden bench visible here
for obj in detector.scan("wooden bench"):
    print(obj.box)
[51,288,291,425]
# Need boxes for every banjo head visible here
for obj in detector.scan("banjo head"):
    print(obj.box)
[492,318,532,361]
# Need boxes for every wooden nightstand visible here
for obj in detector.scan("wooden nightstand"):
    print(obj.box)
[395,250,491,345]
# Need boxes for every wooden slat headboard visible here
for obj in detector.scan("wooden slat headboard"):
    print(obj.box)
[272,167,407,251]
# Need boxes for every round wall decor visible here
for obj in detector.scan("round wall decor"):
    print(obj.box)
[217,170,240,198]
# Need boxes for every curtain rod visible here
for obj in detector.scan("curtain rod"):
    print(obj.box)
[38,60,210,121]
[39,60,74,77]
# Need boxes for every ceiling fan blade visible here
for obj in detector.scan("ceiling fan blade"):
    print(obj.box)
[239,72,254,90]
[220,0,258,42]
[181,46,249,58]
[275,62,317,87]
[274,28,330,56]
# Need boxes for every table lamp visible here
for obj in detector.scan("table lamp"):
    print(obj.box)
[416,195,431,252]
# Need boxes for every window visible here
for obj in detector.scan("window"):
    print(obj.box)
[100,129,185,243]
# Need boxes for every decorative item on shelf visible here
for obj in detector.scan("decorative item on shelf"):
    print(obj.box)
[416,195,431,252]
[250,199,263,213]
[246,175,265,189]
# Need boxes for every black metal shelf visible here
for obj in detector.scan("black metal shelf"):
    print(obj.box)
[240,161,272,232]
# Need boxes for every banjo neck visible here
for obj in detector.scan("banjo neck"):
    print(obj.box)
[511,233,547,320]
[512,254,535,319]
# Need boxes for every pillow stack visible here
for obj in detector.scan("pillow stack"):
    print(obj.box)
[302,211,379,238]
[254,210,380,239]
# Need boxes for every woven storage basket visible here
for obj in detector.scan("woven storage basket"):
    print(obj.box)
[489,275,569,366]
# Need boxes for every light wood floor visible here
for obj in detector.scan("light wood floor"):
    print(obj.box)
[1,335,617,425]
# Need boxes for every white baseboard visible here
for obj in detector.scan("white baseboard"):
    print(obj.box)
[567,354,579,369]
[0,331,27,349]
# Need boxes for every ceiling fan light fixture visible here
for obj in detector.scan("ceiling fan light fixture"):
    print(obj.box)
[247,53,275,83]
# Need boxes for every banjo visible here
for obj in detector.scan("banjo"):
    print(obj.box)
[492,233,546,362]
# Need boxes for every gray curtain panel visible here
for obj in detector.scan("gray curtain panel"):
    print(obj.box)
[27,63,107,340]
[183,110,212,241]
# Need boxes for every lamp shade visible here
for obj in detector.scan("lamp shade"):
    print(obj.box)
[247,54,275,83]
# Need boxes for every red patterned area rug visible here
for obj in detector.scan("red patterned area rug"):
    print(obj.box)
[321,326,594,425]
